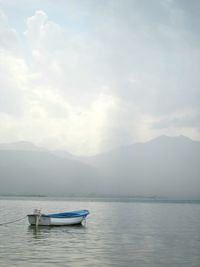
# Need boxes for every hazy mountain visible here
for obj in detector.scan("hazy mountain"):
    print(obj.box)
[53,149,80,161]
[0,149,100,196]
[0,141,45,151]
[82,135,200,199]
[0,136,200,199]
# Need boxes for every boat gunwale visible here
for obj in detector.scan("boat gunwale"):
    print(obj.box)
[28,210,89,219]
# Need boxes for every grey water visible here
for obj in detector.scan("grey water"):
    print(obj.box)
[0,197,200,267]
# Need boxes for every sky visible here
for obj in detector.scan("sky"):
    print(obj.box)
[0,0,199,155]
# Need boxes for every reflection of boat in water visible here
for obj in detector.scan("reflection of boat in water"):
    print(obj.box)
[28,209,89,226]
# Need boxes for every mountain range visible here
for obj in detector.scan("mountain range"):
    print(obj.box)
[0,136,199,199]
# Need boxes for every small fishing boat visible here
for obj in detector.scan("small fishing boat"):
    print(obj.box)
[28,209,89,226]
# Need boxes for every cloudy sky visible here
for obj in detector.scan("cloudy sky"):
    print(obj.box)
[0,0,199,155]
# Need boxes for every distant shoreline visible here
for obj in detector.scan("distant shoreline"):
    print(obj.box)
[0,194,200,203]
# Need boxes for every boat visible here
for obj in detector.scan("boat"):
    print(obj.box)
[28,209,89,226]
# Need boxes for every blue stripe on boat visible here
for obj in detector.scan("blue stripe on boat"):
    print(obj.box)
[45,210,89,218]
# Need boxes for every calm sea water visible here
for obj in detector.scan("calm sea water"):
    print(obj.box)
[0,197,200,267]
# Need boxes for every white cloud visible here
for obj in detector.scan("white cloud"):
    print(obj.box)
[0,2,199,155]
[0,9,124,154]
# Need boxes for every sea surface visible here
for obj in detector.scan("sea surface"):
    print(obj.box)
[0,197,200,267]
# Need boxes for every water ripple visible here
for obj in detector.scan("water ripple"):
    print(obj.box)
[0,198,200,266]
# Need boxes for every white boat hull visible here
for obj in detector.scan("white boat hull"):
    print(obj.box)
[28,214,85,226]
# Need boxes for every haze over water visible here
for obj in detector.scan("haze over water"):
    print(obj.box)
[0,197,200,267]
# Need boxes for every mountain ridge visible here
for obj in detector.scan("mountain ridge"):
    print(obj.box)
[0,135,199,199]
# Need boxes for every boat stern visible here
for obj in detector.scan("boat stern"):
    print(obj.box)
[27,214,51,226]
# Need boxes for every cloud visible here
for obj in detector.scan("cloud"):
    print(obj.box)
[152,111,200,129]
[0,51,28,115]
[0,9,20,52]
[0,9,124,154]
[0,1,199,154]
